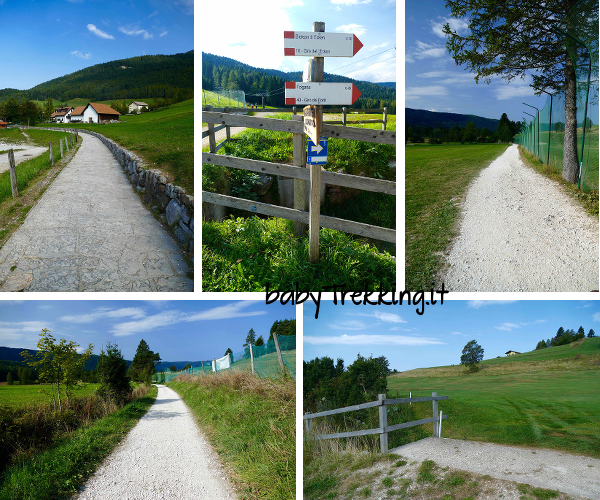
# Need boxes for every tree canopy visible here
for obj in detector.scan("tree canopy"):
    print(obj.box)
[443,0,596,184]
[128,339,160,385]
[460,340,484,372]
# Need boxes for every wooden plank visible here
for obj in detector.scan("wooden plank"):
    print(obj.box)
[320,214,395,243]
[384,396,449,405]
[202,192,308,223]
[302,399,382,419]
[202,111,396,144]
[202,153,310,181]
[201,124,226,139]
[293,114,307,237]
[385,415,447,433]
[203,152,394,195]
[202,107,387,114]
[321,170,395,195]
[309,163,321,263]
[314,427,383,440]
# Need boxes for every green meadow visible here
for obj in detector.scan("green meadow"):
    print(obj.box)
[45,99,193,194]
[405,143,510,290]
[0,383,99,408]
[387,337,600,458]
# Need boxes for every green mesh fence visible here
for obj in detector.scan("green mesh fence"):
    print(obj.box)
[516,0,598,191]
[152,334,296,383]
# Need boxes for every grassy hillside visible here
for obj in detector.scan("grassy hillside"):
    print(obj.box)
[387,337,600,458]
[169,373,295,500]
[45,99,193,194]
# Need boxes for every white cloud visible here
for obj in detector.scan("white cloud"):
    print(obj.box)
[335,24,367,36]
[111,302,267,337]
[71,50,91,59]
[354,311,407,324]
[329,320,369,331]
[494,84,534,100]
[119,25,153,39]
[467,300,518,309]
[593,312,600,322]
[60,307,146,324]
[495,322,521,331]
[159,31,168,37]
[431,17,469,38]
[331,0,372,5]
[405,85,448,99]
[411,40,446,59]
[370,42,390,50]
[87,24,114,40]
[304,334,445,346]
[451,331,467,336]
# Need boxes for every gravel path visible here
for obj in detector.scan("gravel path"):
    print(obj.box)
[0,134,193,291]
[0,143,48,174]
[393,437,600,499]
[74,385,237,500]
[443,144,598,291]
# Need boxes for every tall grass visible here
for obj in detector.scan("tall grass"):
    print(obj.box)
[169,372,295,500]
[0,385,156,500]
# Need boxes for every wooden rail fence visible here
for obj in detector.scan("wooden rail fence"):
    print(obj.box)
[202,109,396,262]
[304,393,448,453]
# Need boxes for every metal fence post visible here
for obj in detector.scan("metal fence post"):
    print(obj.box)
[305,412,311,433]
[432,392,438,437]
[249,342,255,375]
[382,107,387,130]
[48,142,53,166]
[273,333,286,375]
[379,394,388,453]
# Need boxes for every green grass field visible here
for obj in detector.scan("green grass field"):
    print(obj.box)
[44,99,193,194]
[387,337,600,458]
[0,383,99,408]
[405,143,510,289]
[202,89,246,109]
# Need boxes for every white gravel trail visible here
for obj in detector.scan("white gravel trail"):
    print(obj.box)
[443,144,599,291]
[74,385,237,500]
[393,437,600,499]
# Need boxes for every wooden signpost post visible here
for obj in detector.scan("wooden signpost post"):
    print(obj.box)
[284,21,363,263]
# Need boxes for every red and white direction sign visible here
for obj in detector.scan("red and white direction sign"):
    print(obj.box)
[285,82,362,105]
[284,31,363,57]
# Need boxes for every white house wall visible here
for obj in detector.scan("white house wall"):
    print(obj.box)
[82,106,99,123]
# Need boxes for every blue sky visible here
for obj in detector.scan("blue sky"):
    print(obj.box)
[304,300,600,372]
[0,0,193,91]
[0,300,295,362]
[202,0,396,83]
[405,1,555,123]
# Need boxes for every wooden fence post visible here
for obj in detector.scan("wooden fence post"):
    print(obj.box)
[48,142,53,166]
[432,392,438,437]
[8,149,18,197]
[272,333,286,375]
[342,107,347,126]
[224,107,231,142]
[309,162,321,263]
[60,138,63,159]
[379,394,388,453]
[382,107,387,131]
[206,105,216,153]
[293,114,307,237]
[65,135,69,152]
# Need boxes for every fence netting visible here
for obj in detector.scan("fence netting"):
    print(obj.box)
[202,88,246,108]
[516,0,598,191]
[152,334,296,383]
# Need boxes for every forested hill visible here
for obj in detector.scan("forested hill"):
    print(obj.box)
[202,51,396,111]
[406,107,499,130]
[0,51,193,103]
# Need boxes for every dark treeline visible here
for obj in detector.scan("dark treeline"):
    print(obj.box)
[202,52,396,112]
[535,326,596,349]
[407,112,520,144]
[0,51,193,104]
[303,354,390,411]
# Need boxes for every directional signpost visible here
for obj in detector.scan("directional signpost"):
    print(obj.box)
[285,82,362,106]
[284,31,363,57]
[307,137,328,165]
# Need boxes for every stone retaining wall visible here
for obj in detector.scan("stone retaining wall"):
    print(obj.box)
[28,127,194,254]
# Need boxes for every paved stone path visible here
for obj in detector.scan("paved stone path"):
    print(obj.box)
[0,134,193,291]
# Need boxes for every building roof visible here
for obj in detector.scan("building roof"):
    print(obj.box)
[70,106,86,117]
[130,101,148,106]
[88,102,121,115]
[505,350,521,354]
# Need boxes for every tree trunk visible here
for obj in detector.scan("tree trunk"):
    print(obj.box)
[562,51,579,184]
